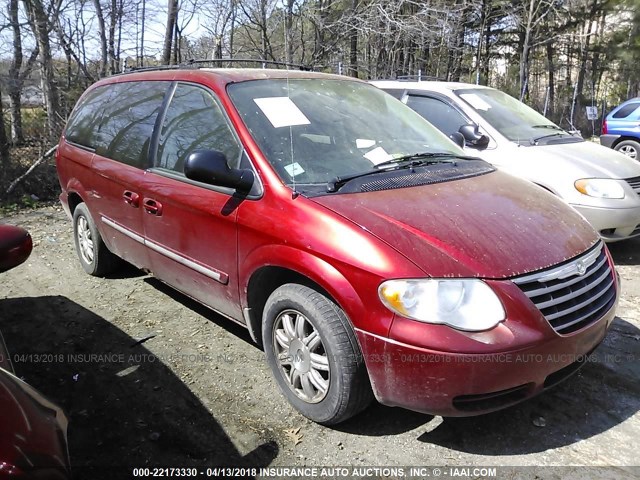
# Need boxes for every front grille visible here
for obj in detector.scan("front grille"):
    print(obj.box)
[512,242,616,334]
[626,176,640,195]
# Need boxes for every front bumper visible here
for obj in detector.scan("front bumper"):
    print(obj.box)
[356,302,615,417]
[599,134,621,149]
[570,203,640,241]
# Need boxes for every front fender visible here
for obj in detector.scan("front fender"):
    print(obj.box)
[239,244,393,337]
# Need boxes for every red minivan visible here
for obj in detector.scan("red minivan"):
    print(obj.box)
[56,66,619,425]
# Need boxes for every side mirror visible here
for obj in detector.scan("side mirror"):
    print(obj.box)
[449,132,465,149]
[459,124,490,149]
[185,150,254,192]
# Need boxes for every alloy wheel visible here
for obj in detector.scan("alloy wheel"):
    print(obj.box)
[618,144,638,160]
[76,215,95,265]
[272,309,330,403]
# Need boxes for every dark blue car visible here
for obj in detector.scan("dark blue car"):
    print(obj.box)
[601,98,640,160]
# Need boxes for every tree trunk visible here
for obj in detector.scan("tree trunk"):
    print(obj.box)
[8,0,24,144]
[285,0,294,63]
[481,0,493,85]
[108,0,117,73]
[163,0,179,64]
[575,2,597,129]
[312,0,327,64]
[140,0,146,66]
[23,0,61,140]
[229,0,236,58]
[349,0,359,78]
[0,83,10,177]
[93,0,108,77]
[447,0,465,82]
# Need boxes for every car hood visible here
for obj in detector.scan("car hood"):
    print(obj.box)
[525,140,640,179]
[313,169,599,279]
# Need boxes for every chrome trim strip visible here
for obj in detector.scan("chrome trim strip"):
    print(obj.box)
[513,242,602,284]
[552,290,616,332]
[531,265,611,309]
[101,216,228,284]
[520,255,607,298]
[101,216,145,244]
[144,239,227,284]
[546,278,614,321]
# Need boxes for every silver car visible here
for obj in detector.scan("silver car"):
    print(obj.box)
[372,80,640,242]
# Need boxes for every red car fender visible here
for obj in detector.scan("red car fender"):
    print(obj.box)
[239,244,394,338]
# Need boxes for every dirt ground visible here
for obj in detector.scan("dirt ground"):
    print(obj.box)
[1,204,639,480]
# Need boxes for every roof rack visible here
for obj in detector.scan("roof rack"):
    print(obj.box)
[185,58,314,71]
[124,58,314,74]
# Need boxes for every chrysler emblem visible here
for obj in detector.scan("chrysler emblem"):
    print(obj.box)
[576,261,587,276]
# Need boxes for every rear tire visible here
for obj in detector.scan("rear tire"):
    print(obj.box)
[262,283,373,425]
[614,140,640,160]
[73,203,120,276]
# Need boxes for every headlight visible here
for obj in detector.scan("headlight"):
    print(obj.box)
[575,179,625,199]
[378,279,505,331]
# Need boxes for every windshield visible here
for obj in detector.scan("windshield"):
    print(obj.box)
[454,87,571,143]
[227,78,463,190]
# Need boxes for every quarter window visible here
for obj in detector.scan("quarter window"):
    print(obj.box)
[156,84,241,174]
[612,102,640,119]
[65,85,113,149]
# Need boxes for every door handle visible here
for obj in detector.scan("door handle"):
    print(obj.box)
[123,191,140,207]
[143,198,163,216]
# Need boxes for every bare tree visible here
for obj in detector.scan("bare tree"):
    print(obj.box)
[7,0,39,144]
[93,0,109,75]
[163,0,179,64]
[22,0,62,139]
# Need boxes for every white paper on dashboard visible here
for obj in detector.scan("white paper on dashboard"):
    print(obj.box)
[459,93,492,111]
[284,162,305,177]
[356,138,376,149]
[364,146,393,165]
[254,97,311,128]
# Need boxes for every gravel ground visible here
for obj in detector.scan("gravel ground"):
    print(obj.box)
[0,204,639,480]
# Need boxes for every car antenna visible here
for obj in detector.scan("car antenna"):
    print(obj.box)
[285,70,298,199]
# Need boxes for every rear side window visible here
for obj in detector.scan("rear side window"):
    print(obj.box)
[612,102,640,119]
[406,95,469,137]
[95,81,170,168]
[65,85,112,148]
[155,84,241,174]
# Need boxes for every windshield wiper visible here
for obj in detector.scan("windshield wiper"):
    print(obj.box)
[530,132,567,144]
[327,152,473,193]
[373,152,475,169]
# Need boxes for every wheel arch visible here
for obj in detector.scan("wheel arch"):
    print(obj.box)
[62,178,91,215]
[612,136,640,149]
[242,247,367,348]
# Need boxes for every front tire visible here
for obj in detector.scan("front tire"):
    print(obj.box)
[262,283,373,425]
[73,203,120,276]
[614,140,640,160]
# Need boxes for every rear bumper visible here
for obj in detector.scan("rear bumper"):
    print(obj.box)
[570,203,640,241]
[356,304,615,416]
[599,134,620,149]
